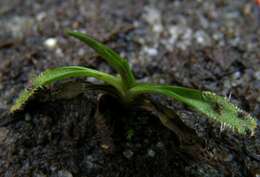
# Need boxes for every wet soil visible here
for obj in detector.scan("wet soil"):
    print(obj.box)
[0,0,259,177]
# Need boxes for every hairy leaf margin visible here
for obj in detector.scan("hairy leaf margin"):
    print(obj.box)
[128,83,257,135]
[11,66,123,112]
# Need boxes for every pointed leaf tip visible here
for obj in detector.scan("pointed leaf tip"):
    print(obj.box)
[11,66,123,112]
[66,30,136,88]
[129,84,257,135]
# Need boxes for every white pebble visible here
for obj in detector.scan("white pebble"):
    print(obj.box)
[153,24,163,33]
[44,38,58,49]
[36,12,47,21]
[194,30,211,46]
[143,7,161,25]
[254,71,260,80]
[144,47,158,56]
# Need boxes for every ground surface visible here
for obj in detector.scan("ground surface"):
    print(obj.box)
[0,0,259,177]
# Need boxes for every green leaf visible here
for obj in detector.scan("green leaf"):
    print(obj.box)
[66,30,136,89]
[128,83,257,135]
[10,89,35,112]
[11,66,123,112]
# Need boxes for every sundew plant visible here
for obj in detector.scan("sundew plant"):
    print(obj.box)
[11,31,257,135]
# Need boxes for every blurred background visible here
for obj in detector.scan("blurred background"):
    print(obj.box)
[0,0,259,110]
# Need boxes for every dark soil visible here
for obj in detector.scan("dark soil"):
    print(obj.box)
[0,0,259,177]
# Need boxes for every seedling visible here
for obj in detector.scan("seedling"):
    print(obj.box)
[11,31,257,135]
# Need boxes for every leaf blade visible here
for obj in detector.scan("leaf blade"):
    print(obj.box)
[66,31,136,89]
[11,66,123,112]
[129,83,257,135]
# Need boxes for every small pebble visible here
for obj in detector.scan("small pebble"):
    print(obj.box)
[50,166,58,172]
[55,48,64,57]
[153,24,163,33]
[78,48,85,56]
[194,30,211,46]
[144,47,158,56]
[168,25,181,44]
[168,26,193,50]
[147,149,156,157]
[123,149,134,159]
[143,7,161,25]
[36,12,47,21]
[223,154,233,162]
[212,32,224,41]
[243,4,252,16]
[254,71,260,80]
[232,71,242,80]
[44,38,58,49]
[143,6,163,33]
[85,155,95,169]
[57,170,73,177]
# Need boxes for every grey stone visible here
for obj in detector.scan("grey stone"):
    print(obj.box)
[57,170,73,177]
[147,149,156,157]
[123,149,134,159]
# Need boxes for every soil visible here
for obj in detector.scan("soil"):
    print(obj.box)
[0,0,260,177]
